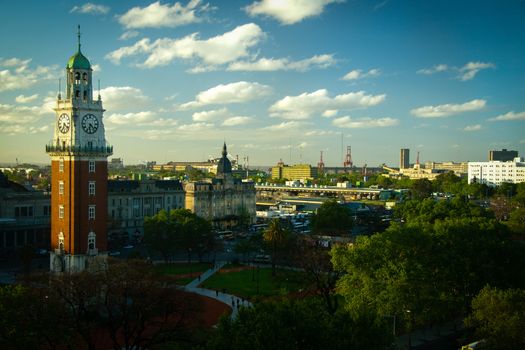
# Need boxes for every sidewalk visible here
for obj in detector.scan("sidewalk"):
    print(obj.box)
[184,261,253,319]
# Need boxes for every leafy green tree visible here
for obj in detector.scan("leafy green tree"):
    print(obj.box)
[310,199,353,236]
[144,209,180,262]
[206,298,393,350]
[171,208,213,262]
[505,207,525,239]
[465,286,525,350]
[263,219,291,276]
[410,178,433,199]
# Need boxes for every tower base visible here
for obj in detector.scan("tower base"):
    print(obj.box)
[50,251,108,273]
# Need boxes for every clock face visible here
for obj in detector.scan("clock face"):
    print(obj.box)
[81,114,99,134]
[58,114,70,133]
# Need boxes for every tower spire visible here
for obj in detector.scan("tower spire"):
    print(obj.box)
[77,25,82,52]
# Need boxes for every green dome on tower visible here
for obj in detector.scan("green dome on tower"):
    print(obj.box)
[67,50,91,70]
[67,25,91,70]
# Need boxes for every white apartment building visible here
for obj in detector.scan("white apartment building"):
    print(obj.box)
[468,157,525,186]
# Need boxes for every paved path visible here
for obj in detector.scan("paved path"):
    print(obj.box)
[184,261,253,319]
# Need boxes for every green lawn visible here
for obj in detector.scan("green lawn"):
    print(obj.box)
[200,267,307,299]
[154,262,212,276]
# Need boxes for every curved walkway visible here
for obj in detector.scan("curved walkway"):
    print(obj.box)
[184,261,253,319]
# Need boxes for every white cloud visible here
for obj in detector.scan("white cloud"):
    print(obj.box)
[463,124,482,131]
[105,111,157,125]
[410,99,486,118]
[227,54,335,72]
[245,0,342,25]
[91,64,101,72]
[417,64,448,75]
[119,31,139,40]
[488,111,525,121]
[180,81,272,109]
[70,3,110,15]
[269,89,386,120]
[106,23,264,68]
[262,121,305,131]
[458,61,494,81]
[222,116,252,126]
[341,68,380,81]
[305,130,339,136]
[0,99,54,135]
[177,122,214,132]
[0,58,58,92]
[322,110,338,118]
[15,94,39,103]
[192,108,230,122]
[0,124,49,135]
[520,140,525,144]
[99,86,149,111]
[332,116,399,128]
[118,0,205,29]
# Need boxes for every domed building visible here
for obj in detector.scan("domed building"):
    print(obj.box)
[185,143,255,229]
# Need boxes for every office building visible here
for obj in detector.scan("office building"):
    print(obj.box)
[400,149,410,169]
[271,161,318,180]
[489,149,518,161]
[468,157,525,186]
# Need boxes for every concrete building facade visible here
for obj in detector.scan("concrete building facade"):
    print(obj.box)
[468,158,525,186]
[489,149,518,161]
[400,149,410,169]
[271,161,318,180]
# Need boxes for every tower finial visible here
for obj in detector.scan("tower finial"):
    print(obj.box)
[77,25,81,52]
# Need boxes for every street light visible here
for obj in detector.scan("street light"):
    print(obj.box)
[405,310,412,350]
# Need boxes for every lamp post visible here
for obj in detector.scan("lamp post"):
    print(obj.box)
[405,309,412,349]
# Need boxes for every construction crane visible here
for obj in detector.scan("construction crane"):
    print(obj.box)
[317,151,325,173]
[414,151,421,170]
[343,146,353,170]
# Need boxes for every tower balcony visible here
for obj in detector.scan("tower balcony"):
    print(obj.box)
[46,143,113,157]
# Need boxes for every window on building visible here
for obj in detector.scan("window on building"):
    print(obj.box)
[58,232,64,252]
[59,181,64,195]
[88,231,96,253]
[89,181,95,196]
[88,205,95,220]
[59,158,64,172]
[59,205,64,219]
[89,160,95,173]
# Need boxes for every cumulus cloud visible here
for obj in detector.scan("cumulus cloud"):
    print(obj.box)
[0,100,53,135]
[70,3,110,15]
[99,86,149,111]
[222,116,252,126]
[118,0,207,29]
[180,81,272,109]
[262,121,306,131]
[458,61,494,81]
[488,111,525,121]
[0,58,58,92]
[177,122,214,132]
[245,0,342,25]
[322,110,338,118]
[15,94,39,103]
[410,99,486,118]
[192,108,230,122]
[305,130,339,136]
[106,23,264,68]
[105,111,157,125]
[341,68,380,81]
[463,124,482,131]
[227,54,335,72]
[417,64,449,75]
[119,31,139,40]
[269,89,386,120]
[332,116,398,128]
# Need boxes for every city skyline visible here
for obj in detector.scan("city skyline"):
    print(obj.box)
[1,0,524,167]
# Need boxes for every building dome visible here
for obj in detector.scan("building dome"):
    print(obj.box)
[67,50,91,70]
[216,142,232,175]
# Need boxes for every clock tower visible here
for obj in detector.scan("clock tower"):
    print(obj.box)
[46,26,112,273]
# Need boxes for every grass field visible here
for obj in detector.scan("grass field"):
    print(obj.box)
[154,262,212,276]
[200,267,307,299]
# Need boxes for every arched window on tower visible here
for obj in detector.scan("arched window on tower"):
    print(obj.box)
[75,72,80,82]
[75,90,80,98]
[82,72,87,82]
[83,90,87,101]
[58,232,64,253]
[88,231,97,255]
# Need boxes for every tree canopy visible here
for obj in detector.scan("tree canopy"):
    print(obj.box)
[310,200,353,236]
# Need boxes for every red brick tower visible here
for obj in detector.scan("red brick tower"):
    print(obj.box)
[46,26,112,272]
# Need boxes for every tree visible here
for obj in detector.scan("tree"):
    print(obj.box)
[206,298,393,350]
[505,207,525,239]
[465,286,525,350]
[410,178,433,199]
[310,200,353,236]
[144,209,179,262]
[263,219,291,276]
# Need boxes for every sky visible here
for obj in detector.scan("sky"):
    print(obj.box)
[1,0,524,168]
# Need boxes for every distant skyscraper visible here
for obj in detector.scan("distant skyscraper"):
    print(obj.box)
[489,149,518,161]
[400,149,410,169]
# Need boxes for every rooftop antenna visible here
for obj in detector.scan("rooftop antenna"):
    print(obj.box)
[344,146,353,170]
[58,79,61,100]
[97,79,101,100]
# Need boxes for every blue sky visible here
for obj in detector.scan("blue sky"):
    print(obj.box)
[1,0,524,167]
